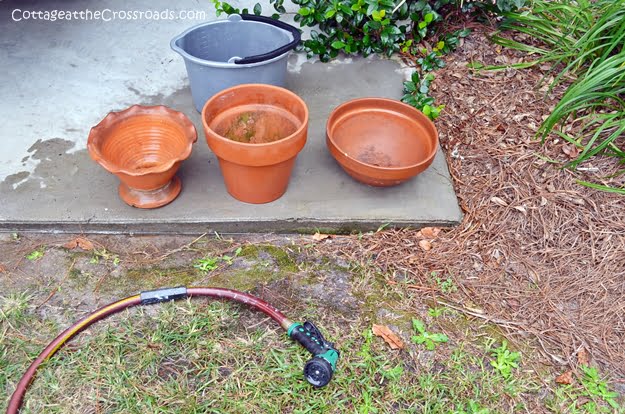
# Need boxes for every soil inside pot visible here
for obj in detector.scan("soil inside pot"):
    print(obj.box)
[210,104,300,144]
[356,145,397,167]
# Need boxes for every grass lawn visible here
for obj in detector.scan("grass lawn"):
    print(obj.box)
[1,234,622,413]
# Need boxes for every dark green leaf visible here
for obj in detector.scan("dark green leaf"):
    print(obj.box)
[340,4,353,15]
[412,0,427,12]
[457,28,472,37]
[404,81,417,92]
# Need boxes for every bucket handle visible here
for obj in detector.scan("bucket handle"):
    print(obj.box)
[234,14,301,65]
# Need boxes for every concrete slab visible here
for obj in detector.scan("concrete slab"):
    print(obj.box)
[0,0,462,234]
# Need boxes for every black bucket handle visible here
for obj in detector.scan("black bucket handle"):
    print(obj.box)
[235,14,301,65]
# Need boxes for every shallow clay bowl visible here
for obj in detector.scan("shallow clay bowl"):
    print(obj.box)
[88,105,197,208]
[326,98,438,187]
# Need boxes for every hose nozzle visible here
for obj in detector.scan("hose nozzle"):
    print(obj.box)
[288,321,339,387]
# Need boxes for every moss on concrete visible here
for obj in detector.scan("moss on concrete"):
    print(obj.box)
[238,244,298,272]
[237,245,260,259]
[95,244,301,296]
[261,245,298,273]
[209,265,288,291]
[99,267,200,295]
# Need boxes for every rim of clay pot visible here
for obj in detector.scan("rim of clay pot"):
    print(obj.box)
[87,105,197,176]
[201,83,309,150]
[326,97,439,173]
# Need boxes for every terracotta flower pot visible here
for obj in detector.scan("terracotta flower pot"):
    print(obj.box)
[202,84,309,204]
[326,98,439,187]
[88,105,197,208]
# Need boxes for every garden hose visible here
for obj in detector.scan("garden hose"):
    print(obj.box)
[7,286,340,413]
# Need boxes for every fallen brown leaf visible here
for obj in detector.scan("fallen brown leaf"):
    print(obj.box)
[63,237,94,251]
[562,143,580,159]
[372,324,405,350]
[420,227,441,239]
[578,348,590,366]
[555,370,574,385]
[0,263,6,273]
[312,232,330,242]
[419,239,432,251]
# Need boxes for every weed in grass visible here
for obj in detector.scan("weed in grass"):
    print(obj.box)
[428,306,446,318]
[489,340,520,379]
[25,249,44,261]
[221,247,242,266]
[0,292,32,324]
[194,248,243,273]
[579,366,621,411]
[193,256,219,273]
[358,390,378,414]
[89,248,120,265]
[547,365,622,413]
[431,271,458,293]
[411,319,448,350]
[456,400,491,414]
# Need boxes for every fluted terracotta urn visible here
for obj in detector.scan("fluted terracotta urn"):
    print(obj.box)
[88,105,197,208]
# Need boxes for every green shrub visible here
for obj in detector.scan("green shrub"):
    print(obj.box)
[212,0,524,61]
[210,0,524,118]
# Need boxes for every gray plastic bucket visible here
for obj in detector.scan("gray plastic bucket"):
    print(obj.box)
[171,14,301,112]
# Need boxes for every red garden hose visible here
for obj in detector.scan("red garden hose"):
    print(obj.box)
[7,287,297,414]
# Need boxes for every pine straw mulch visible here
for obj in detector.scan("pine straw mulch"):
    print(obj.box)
[309,26,625,380]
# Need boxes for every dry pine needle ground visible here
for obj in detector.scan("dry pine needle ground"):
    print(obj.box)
[313,27,625,380]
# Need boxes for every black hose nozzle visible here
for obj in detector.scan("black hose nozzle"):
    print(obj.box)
[288,321,339,387]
